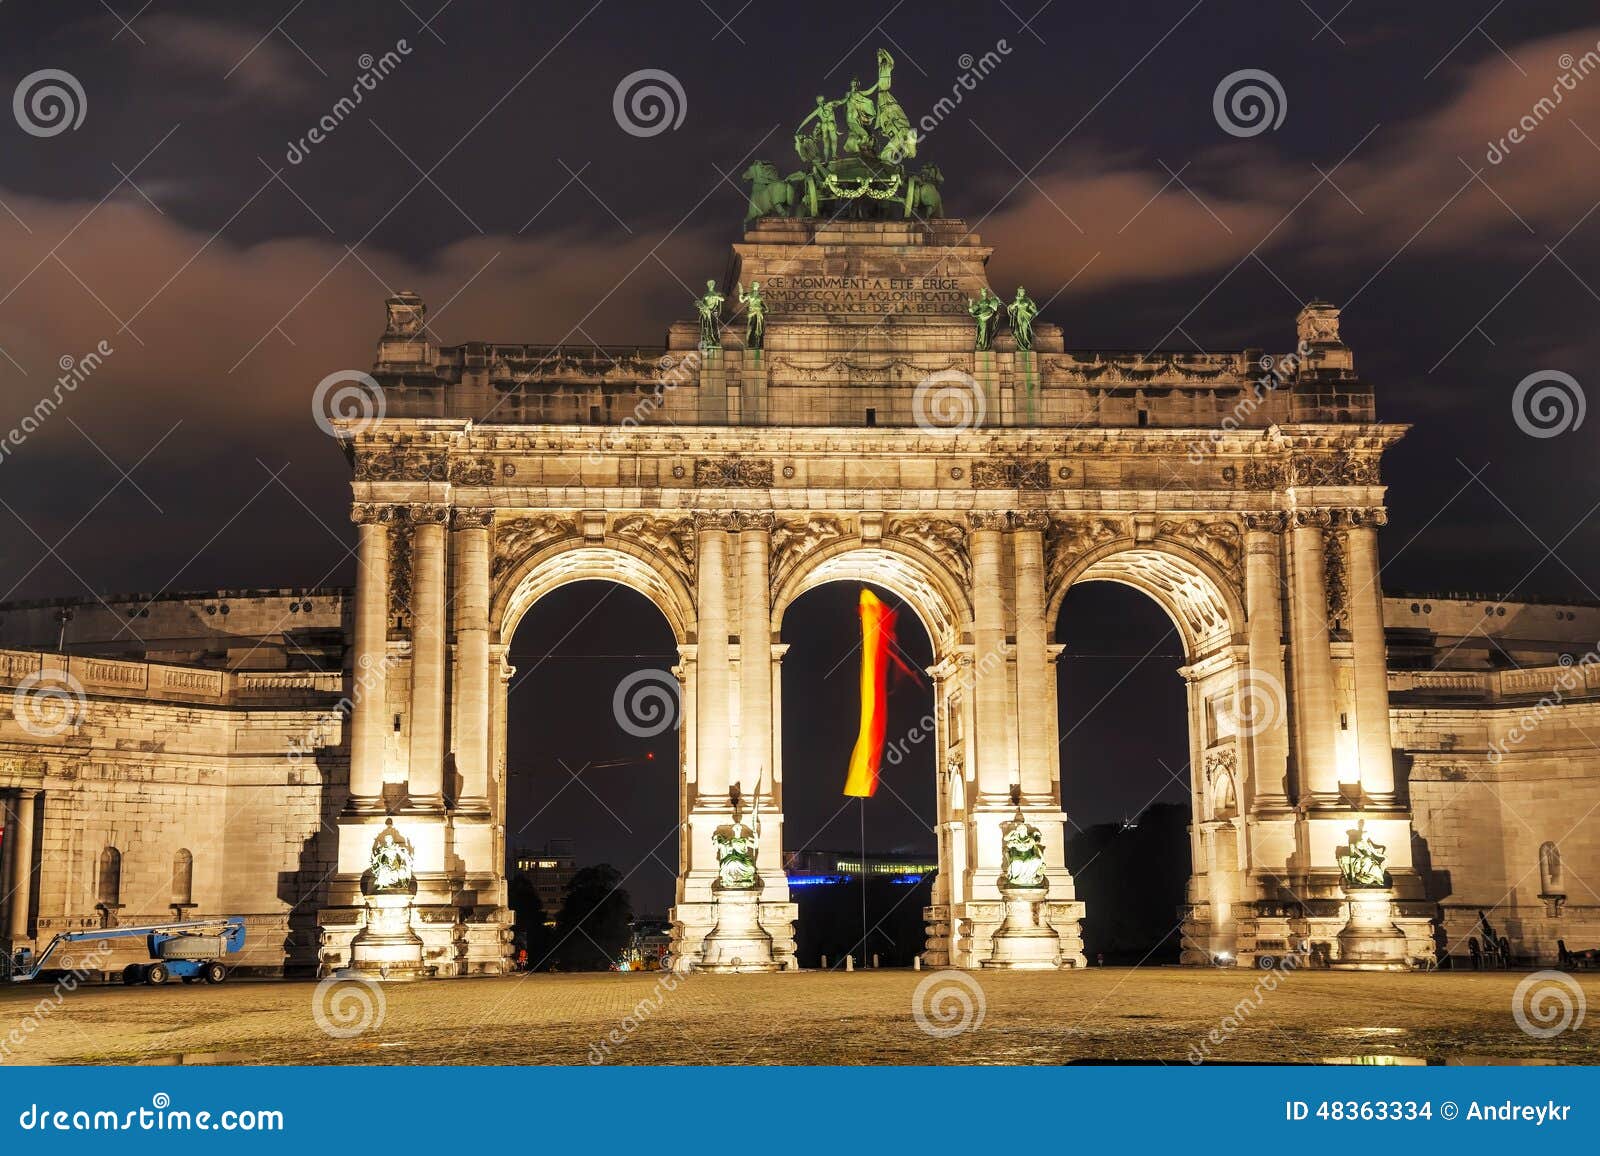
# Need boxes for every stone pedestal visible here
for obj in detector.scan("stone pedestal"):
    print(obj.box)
[698,886,779,973]
[982,883,1061,970]
[1333,887,1409,971]
[349,891,425,981]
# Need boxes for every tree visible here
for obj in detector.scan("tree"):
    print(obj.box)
[554,863,632,970]
[507,873,554,968]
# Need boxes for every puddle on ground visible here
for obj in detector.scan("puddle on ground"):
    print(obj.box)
[135,1051,252,1066]
[1068,1055,1548,1065]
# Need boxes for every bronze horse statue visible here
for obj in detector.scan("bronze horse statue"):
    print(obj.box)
[742,161,804,221]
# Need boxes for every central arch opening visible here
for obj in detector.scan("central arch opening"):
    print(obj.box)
[778,578,940,969]
[504,578,681,971]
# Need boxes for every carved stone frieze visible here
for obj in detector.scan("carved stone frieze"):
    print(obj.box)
[492,514,578,580]
[612,515,696,583]
[1290,451,1380,487]
[768,355,967,383]
[449,458,496,486]
[1204,745,1238,780]
[694,457,774,487]
[1157,518,1244,586]
[888,516,970,584]
[1324,529,1349,633]
[1044,516,1127,588]
[355,447,447,482]
[387,518,413,638]
[971,458,1049,489]
[1242,458,1288,491]
[770,515,848,582]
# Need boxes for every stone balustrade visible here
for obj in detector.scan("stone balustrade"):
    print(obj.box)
[0,647,346,708]
[1388,660,1600,702]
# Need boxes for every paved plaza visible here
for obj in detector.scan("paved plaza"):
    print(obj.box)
[3,968,1596,1066]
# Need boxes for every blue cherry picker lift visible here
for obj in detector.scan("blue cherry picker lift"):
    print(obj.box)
[8,916,246,986]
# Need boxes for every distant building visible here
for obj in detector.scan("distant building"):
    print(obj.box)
[783,849,938,887]
[622,916,672,969]
[512,839,575,924]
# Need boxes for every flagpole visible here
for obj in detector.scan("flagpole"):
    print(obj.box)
[859,796,866,963]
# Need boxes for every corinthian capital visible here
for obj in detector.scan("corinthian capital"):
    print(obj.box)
[408,503,450,526]
[691,511,740,533]
[968,511,1011,532]
[1242,511,1288,534]
[350,503,393,526]
[733,511,776,533]
[452,507,495,530]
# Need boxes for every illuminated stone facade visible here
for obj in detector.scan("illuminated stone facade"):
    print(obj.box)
[7,220,1595,976]
[312,218,1425,972]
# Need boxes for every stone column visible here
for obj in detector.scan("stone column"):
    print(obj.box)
[348,504,391,809]
[1288,510,1339,799]
[1011,511,1052,797]
[1243,514,1290,804]
[6,791,37,941]
[736,514,774,800]
[694,513,735,803]
[405,504,449,811]
[969,513,1012,797]
[452,508,494,812]
[1345,510,1395,799]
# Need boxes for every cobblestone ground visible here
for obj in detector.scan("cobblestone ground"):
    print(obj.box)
[2,968,1597,1066]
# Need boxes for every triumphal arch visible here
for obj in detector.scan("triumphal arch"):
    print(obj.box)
[318,52,1434,973]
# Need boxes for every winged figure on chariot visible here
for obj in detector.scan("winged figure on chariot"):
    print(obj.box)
[744,47,944,222]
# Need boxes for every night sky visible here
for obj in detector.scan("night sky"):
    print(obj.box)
[3,3,1599,907]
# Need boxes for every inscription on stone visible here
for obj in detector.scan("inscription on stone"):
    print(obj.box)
[762,274,968,316]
